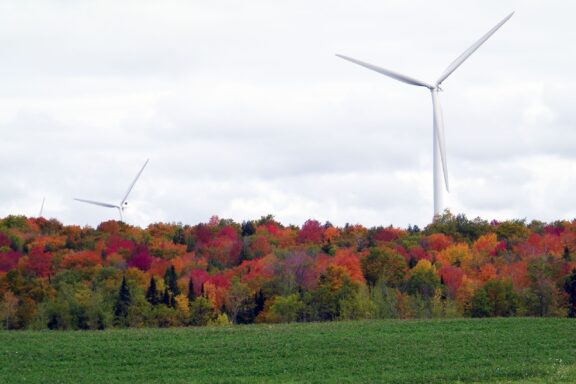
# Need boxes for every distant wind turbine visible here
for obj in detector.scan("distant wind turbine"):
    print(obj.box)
[74,159,149,222]
[337,12,514,218]
[39,197,45,218]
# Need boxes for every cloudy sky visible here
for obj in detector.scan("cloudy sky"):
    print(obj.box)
[1,0,574,229]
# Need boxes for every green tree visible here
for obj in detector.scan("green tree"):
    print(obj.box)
[85,290,112,330]
[224,277,253,324]
[470,280,518,317]
[266,294,304,323]
[241,221,256,237]
[310,266,356,321]
[187,278,196,303]
[404,260,440,299]
[114,276,132,326]
[162,287,175,308]
[164,266,180,296]
[371,280,401,319]
[0,291,19,330]
[361,247,406,288]
[189,296,214,326]
[172,226,186,245]
[127,295,153,328]
[145,277,160,305]
[339,285,376,320]
[524,257,563,316]
[254,289,265,318]
[563,269,576,318]
[44,298,72,330]
[562,246,572,262]
[151,304,179,328]
[425,211,490,242]
[495,219,529,243]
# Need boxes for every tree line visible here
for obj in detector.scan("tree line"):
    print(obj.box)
[0,212,575,330]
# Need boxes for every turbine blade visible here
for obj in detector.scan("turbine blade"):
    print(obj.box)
[436,11,514,86]
[74,198,118,209]
[432,91,449,192]
[121,159,149,206]
[336,54,434,89]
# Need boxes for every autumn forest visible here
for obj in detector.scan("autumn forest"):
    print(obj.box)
[1,212,576,330]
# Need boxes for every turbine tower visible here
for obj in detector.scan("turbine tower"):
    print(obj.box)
[337,12,514,218]
[39,197,45,218]
[75,159,149,222]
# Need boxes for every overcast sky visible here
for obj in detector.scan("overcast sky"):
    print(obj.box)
[1,0,574,229]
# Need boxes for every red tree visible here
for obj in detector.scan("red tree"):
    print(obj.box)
[298,220,323,244]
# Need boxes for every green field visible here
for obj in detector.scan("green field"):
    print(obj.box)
[0,318,575,383]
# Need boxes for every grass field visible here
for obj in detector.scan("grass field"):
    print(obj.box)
[0,318,575,383]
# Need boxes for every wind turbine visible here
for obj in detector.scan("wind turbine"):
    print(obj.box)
[74,159,149,222]
[39,197,45,217]
[337,12,514,217]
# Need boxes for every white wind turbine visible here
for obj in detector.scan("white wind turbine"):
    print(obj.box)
[39,197,46,217]
[337,12,514,217]
[74,159,149,222]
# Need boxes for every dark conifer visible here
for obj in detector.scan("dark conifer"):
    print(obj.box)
[563,246,572,262]
[241,221,256,237]
[162,287,171,307]
[187,278,196,302]
[254,289,265,317]
[185,234,195,253]
[564,269,576,318]
[145,276,159,305]
[164,265,180,296]
[114,276,131,325]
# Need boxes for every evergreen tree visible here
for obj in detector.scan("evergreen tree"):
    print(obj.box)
[162,287,172,307]
[241,221,256,237]
[563,246,572,262]
[172,226,186,245]
[254,289,265,317]
[187,278,196,302]
[185,234,195,253]
[564,269,576,318]
[164,266,180,296]
[145,277,159,305]
[114,276,131,326]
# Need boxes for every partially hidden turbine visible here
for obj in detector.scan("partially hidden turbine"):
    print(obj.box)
[337,12,514,218]
[75,159,149,222]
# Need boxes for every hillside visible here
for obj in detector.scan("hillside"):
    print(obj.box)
[0,212,575,330]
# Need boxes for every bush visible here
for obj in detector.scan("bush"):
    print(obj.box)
[266,294,304,323]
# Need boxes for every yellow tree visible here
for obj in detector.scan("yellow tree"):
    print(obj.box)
[0,291,19,329]
[437,243,472,270]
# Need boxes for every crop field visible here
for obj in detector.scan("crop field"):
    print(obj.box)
[0,318,575,383]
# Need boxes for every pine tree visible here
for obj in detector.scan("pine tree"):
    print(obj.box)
[114,276,131,326]
[564,269,576,318]
[164,265,180,296]
[145,276,159,305]
[185,234,195,253]
[187,278,196,303]
[563,246,572,262]
[241,221,256,237]
[162,287,171,307]
[254,289,265,317]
